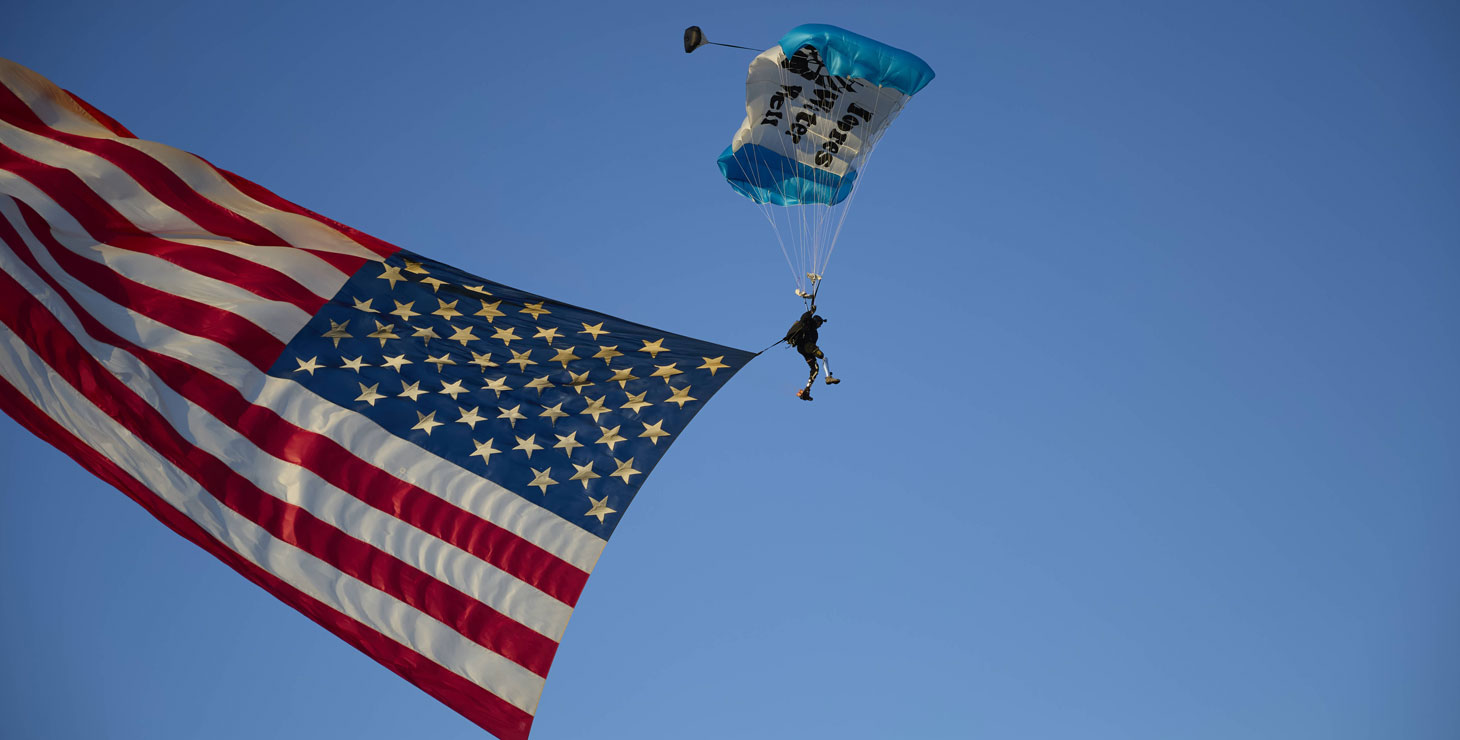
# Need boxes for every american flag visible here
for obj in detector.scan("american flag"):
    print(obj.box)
[0,58,751,739]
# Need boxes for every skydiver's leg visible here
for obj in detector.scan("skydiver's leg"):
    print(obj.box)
[801,347,819,389]
[822,352,840,384]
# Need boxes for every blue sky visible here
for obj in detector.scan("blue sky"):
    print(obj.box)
[2,1,1457,738]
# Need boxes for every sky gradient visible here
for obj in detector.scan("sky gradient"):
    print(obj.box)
[2,1,1457,738]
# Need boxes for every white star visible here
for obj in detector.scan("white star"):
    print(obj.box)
[469,351,498,371]
[469,438,499,464]
[596,425,627,452]
[491,326,520,346]
[539,402,568,425]
[398,380,428,401]
[580,322,609,340]
[355,382,385,406]
[554,431,583,455]
[525,375,555,394]
[449,324,480,346]
[351,297,378,313]
[402,259,428,274]
[528,467,557,493]
[513,434,543,458]
[425,353,456,371]
[377,264,406,288]
[411,324,440,345]
[381,354,412,371]
[620,391,652,413]
[497,404,526,428]
[580,395,611,423]
[519,301,551,320]
[699,356,729,375]
[640,420,670,445]
[666,386,697,408]
[438,379,469,400]
[570,461,600,488]
[367,320,398,346]
[638,338,669,358]
[610,457,641,484]
[421,276,449,292]
[432,298,462,320]
[607,366,638,388]
[341,356,369,372]
[533,326,562,345]
[412,410,443,436]
[389,300,420,321]
[456,406,487,429]
[593,345,623,364]
[294,356,322,375]
[550,346,581,367]
[566,370,592,394]
[584,495,616,523]
[474,299,505,322]
[507,349,536,371]
[322,319,351,348]
[651,363,684,383]
[483,376,513,398]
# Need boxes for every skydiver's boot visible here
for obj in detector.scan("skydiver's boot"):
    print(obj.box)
[797,387,813,401]
[825,376,840,385]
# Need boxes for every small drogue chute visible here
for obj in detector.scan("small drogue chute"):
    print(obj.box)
[690,24,934,302]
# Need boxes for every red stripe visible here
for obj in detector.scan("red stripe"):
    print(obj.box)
[0,84,301,254]
[0,256,560,677]
[1,198,589,607]
[61,89,137,138]
[0,374,534,740]
[7,199,285,371]
[214,165,402,259]
[0,141,328,314]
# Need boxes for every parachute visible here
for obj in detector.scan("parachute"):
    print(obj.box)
[708,25,934,300]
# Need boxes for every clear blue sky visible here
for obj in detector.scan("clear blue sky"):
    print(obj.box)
[2,1,1457,738]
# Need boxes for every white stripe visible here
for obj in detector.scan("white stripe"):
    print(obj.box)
[0,322,547,715]
[0,57,385,262]
[0,169,313,341]
[0,195,607,572]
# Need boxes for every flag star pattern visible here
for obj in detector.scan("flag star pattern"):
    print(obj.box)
[0,57,752,740]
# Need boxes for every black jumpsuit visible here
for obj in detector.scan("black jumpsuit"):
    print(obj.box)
[785,310,825,385]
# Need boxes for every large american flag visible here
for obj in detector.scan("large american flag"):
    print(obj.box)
[0,58,752,739]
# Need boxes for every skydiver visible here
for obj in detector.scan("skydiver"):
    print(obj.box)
[784,305,839,401]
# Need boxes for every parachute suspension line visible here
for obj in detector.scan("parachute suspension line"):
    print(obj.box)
[820,93,908,281]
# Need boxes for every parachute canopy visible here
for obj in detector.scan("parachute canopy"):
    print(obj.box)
[711,25,933,296]
[717,24,934,208]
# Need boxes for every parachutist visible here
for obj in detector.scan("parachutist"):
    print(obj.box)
[784,306,839,401]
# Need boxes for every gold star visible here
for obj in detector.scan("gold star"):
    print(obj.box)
[596,425,627,452]
[432,298,462,320]
[666,386,697,408]
[580,395,611,423]
[554,431,584,455]
[294,356,322,375]
[412,410,443,436]
[513,434,543,458]
[351,297,378,313]
[381,354,411,371]
[449,324,480,346]
[402,259,429,274]
[497,404,526,428]
[699,356,729,375]
[389,301,420,321]
[607,366,638,388]
[398,380,428,401]
[469,438,499,464]
[620,391,652,413]
[525,375,555,394]
[464,285,492,296]
[550,346,581,367]
[483,376,513,398]
[411,324,440,345]
[421,276,449,292]
[425,353,456,371]
[519,301,550,320]
[474,299,505,323]
[580,322,608,340]
[639,420,670,445]
[533,326,561,345]
[491,326,520,346]
[610,457,641,484]
[457,406,487,429]
[507,349,537,371]
[638,338,668,358]
[341,356,369,372]
[651,363,683,384]
[438,379,469,400]
[584,495,616,523]
[566,370,592,394]
[355,382,385,406]
[570,461,600,488]
[539,402,568,425]
[366,320,398,346]
[377,264,406,288]
[528,467,557,493]
[469,351,499,371]
[321,319,351,348]
[593,345,623,364]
